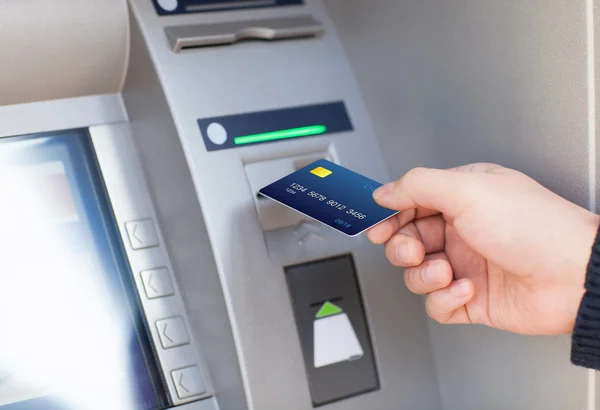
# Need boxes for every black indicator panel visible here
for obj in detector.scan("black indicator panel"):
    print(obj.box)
[285,255,379,407]
[152,0,303,16]
[198,101,353,152]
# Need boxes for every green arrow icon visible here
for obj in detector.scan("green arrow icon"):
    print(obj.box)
[316,301,343,319]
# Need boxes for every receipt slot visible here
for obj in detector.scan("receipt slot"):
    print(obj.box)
[285,255,379,406]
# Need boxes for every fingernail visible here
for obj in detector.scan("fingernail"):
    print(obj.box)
[451,279,471,297]
[421,264,438,284]
[373,182,393,201]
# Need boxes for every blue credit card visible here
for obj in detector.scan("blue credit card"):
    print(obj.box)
[259,159,398,236]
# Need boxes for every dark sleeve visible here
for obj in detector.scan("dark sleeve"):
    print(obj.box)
[571,226,600,369]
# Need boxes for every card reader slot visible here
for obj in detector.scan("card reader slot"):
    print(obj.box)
[254,155,329,202]
[309,296,343,308]
[293,155,327,171]
[245,150,335,232]
[165,15,324,52]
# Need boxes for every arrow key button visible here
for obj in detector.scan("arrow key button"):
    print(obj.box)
[171,366,206,399]
[141,268,175,299]
[126,219,159,250]
[156,316,190,349]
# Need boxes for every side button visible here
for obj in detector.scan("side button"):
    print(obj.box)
[141,268,175,299]
[171,366,206,399]
[156,316,190,349]
[126,219,159,250]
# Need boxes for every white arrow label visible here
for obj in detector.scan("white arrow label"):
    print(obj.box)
[147,273,159,294]
[314,312,364,368]
[178,373,189,393]
[132,224,144,245]
[162,323,173,343]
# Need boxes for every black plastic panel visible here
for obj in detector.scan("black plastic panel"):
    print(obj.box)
[198,101,353,152]
[152,0,303,16]
[285,255,379,407]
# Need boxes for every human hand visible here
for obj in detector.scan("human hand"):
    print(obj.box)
[368,164,600,335]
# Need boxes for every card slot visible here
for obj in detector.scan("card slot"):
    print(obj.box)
[310,296,343,308]
[245,151,335,232]
[165,15,324,52]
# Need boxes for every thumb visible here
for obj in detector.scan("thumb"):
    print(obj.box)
[373,167,472,217]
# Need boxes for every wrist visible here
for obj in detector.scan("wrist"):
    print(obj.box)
[562,212,600,333]
[570,213,600,327]
[579,213,600,287]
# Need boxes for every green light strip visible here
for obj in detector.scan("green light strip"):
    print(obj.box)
[234,125,327,145]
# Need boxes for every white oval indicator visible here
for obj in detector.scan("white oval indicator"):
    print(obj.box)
[157,0,178,12]
[206,122,228,145]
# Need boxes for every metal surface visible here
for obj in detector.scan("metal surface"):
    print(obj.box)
[126,0,440,409]
[0,94,127,139]
[122,12,248,410]
[90,123,213,407]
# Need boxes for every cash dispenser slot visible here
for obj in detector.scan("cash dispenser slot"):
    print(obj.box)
[165,15,324,52]
[286,255,379,406]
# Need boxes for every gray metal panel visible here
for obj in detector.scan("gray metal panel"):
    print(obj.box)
[0,94,127,139]
[126,0,441,409]
[91,123,213,406]
[327,0,590,409]
[122,13,247,410]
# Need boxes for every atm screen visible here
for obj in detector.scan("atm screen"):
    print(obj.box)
[0,131,166,409]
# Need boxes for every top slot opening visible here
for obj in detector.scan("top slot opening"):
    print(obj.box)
[165,15,324,52]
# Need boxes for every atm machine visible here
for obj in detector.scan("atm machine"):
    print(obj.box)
[0,0,593,410]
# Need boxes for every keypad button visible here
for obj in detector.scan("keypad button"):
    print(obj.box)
[141,268,175,299]
[171,366,206,399]
[126,219,159,250]
[156,316,190,349]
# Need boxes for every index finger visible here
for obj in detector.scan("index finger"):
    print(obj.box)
[373,165,492,217]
